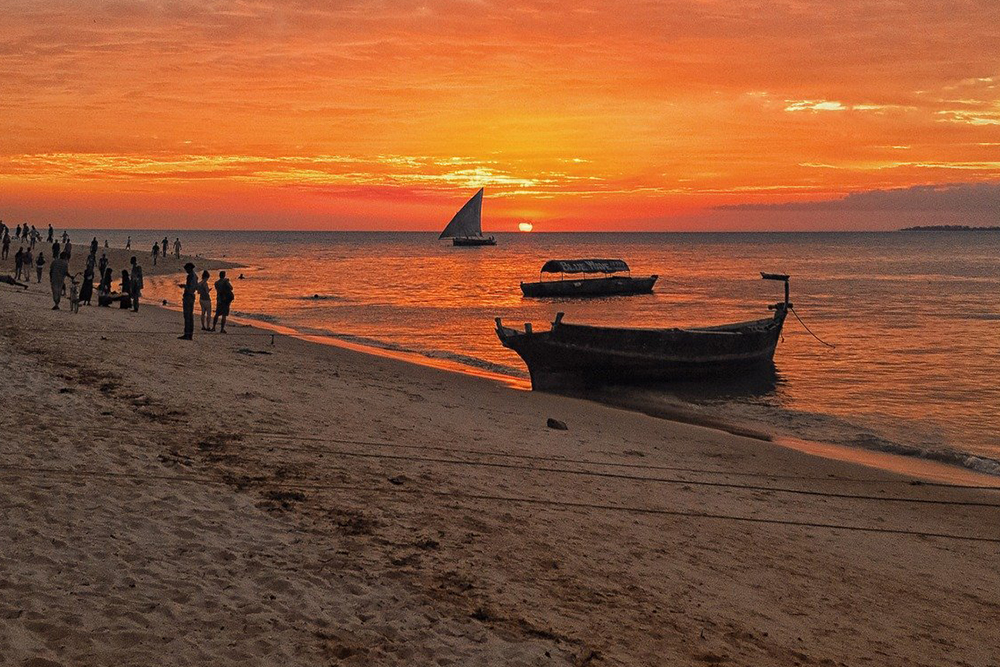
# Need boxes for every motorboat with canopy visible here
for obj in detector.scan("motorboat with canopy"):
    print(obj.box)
[520,259,657,297]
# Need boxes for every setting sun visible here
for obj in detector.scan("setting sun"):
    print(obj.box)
[518,222,534,232]
[1,1,997,231]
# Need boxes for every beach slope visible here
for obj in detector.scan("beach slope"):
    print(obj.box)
[1,260,998,666]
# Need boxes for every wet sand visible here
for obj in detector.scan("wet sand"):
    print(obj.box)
[1,247,999,666]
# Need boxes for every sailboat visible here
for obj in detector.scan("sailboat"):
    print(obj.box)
[439,188,496,246]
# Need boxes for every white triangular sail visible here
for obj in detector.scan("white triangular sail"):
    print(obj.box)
[439,188,484,239]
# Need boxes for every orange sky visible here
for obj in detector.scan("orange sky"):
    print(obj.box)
[1,0,998,230]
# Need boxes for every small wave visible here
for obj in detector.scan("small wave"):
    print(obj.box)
[231,310,280,324]
[296,327,528,378]
[961,313,1000,321]
[627,391,1000,480]
[852,436,1000,477]
[293,294,350,302]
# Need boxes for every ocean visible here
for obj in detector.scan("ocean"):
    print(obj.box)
[111,229,1000,476]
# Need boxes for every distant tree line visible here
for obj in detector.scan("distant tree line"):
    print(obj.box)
[899,225,1000,231]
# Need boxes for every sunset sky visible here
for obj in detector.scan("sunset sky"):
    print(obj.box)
[2,0,998,230]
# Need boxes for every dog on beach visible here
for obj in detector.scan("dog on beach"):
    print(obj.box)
[69,278,80,314]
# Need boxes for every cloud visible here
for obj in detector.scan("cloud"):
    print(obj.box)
[718,182,1000,212]
[1,1,998,228]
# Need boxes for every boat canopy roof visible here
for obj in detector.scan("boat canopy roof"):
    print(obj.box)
[540,259,630,274]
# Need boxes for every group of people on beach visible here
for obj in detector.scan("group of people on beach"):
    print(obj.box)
[39,236,146,314]
[178,263,234,339]
[151,236,182,266]
[2,222,234,339]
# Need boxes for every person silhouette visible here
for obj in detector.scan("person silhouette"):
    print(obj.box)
[49,251,70,310]
[129,256,143,312]
[212,270,234,333]
[119,269,132,310]
[97,267,114,306]
[79,264,94,305]
[178,262,197,340]
[197,270,212,330]
[14,247,24,280]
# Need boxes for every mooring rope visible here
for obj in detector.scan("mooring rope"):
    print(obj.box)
[0,464,997,544]
[790,306,836,348]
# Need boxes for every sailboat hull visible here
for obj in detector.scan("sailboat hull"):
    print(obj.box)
[453,236,496,247]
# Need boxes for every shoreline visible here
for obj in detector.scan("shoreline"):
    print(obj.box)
[163,296,1000,487]
[6,243,999,484]
[141,261,1000,486]
[4,246,1000,665]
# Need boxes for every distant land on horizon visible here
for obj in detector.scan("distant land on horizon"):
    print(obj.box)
[899,225,1000,232]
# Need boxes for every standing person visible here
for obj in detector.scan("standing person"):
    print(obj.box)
[61,230,68,244]
[14,247,24,280]
[162,236,169,260]
[64,238,72,259]
[173,237,181,259]
[15,224,22,241]
[51,241,60,261]
[178,263,197,340]
[197,270,212,330]
[47,224,53,243]
[1,232,9,260]
[119,270,132,310]
[98,251,107,279]
[129,256,143,312]
[90,236,98,256]
[212,270,234,333]
[29,226,37,250]
[79,264,94,305]
[49,251,70,310]
[152,242,159,266]
[24,249,33,279]
[126,235,131,250]
[35,251,45,283]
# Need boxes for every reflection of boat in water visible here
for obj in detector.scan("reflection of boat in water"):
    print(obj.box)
[520,259,657,298]
[439,188,496,247]
[496,273,791,390]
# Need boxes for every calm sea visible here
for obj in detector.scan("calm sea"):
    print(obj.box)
[107,230,999,475]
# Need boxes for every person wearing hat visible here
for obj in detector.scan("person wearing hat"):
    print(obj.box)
[178,262,198,340]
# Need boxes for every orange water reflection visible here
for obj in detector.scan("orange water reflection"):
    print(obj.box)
[139,230,1000,471]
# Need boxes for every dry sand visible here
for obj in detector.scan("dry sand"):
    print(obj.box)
[1,246,999,666]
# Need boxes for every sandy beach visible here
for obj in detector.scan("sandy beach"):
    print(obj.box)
[2,247,999,666]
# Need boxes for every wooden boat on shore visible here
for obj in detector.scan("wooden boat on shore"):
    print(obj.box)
[520,259,657,297]
[496,273,791,390]
[439,188,496,247]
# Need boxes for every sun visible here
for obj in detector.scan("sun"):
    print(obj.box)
[518,221,534,232]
